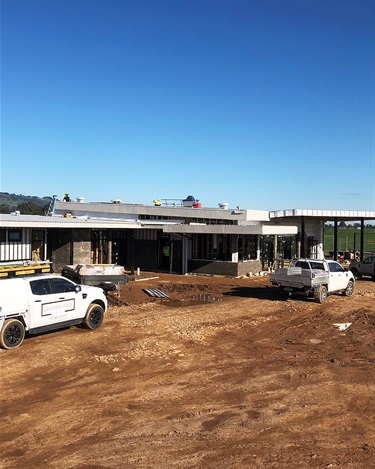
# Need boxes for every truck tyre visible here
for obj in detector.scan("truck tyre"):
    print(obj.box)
[314,285,328,304]
[350,268,361,280]
[0,319,25,349]
[279,288,290,300]
[82,304,104,330]
[344,280,354,297]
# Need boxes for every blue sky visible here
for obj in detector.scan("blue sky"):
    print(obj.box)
[1,0,374,211]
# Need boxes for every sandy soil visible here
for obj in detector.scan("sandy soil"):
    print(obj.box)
[1,273,374,469]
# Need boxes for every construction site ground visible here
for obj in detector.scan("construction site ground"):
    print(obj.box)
[1,273,374,469]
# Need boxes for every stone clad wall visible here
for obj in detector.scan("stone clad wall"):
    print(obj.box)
[73,229,91,265]
[50,229,71,274]
[50,228,92,273]
[237,260,262,276]
[188,259,263,277]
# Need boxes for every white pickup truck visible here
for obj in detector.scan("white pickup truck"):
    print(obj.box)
[270,258,355,303]
[0,274,107,349]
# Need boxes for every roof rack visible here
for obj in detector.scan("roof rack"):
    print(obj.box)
[0,261,52,278]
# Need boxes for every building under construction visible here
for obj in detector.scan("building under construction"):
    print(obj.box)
[0,195,374,276]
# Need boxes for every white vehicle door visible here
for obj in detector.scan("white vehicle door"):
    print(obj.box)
[29,277,83,329]
[327,262,348,292]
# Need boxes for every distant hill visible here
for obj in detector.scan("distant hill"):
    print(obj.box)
[0,192,51,214]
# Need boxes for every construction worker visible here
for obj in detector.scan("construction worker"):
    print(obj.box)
[63,194,71,202]
[153,199,161,206]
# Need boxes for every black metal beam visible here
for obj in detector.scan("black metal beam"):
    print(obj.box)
[300,216,305,257]
[333,218,338,261]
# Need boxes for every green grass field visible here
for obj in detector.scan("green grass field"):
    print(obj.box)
[324,228,375,255]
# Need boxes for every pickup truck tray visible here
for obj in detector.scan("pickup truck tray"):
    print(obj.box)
[62,264,128,291]
[270,267,329,288]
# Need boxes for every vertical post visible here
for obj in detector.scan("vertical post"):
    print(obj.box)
[169,241,174,274]
[300,217,305,257]
[100,230,104,264]
[130,232,135,275]
[360,218,365,261]
[44,228,48,262]
[273,235,278,265]
[231,235,239,262]
[333,218,338,261]
[297,235,301,258]
[70,229,74,265]
[317,221,324,260]
[107,230,113,264]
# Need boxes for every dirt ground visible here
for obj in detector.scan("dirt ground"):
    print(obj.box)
[1,273,374,469]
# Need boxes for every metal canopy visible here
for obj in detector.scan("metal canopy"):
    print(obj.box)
[270,209,375,221]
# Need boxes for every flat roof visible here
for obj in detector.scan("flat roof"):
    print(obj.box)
[270,209,375,221]
[0,214,140,229]
[163,224,298,235]
[0,214,297,235]
[54,201,271,222]
[2,207,373,231]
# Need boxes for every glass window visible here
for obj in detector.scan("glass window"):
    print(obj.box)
[192,233,231,260]
[364,256,375,264]
[30,279,52,295]
[328,262,343,273]
[50,278,76,293]
[238,235,257,260]
[8,229,22,242]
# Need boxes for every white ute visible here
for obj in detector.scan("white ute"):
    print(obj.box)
[270,258,355,303]
[0,273,107,349]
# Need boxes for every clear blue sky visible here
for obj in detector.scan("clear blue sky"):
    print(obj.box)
[1,0,374,211]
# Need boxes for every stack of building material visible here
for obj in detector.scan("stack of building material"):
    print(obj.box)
[62,264,128,291]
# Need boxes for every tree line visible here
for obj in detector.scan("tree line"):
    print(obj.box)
[0,202,49,215]
[325,222,374,229]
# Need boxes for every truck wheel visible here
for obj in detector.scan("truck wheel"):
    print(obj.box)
[344,280,354,297]
[83,304,104,330]
[0,319,25,349]
[314,285,328,304]
[279,288,290,300]
[350,268,361,280]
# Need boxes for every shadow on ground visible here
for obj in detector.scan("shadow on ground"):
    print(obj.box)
[223,286,286,301]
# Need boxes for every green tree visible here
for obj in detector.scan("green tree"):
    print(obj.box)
[16,202,43,215]
[0,204,11,214]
